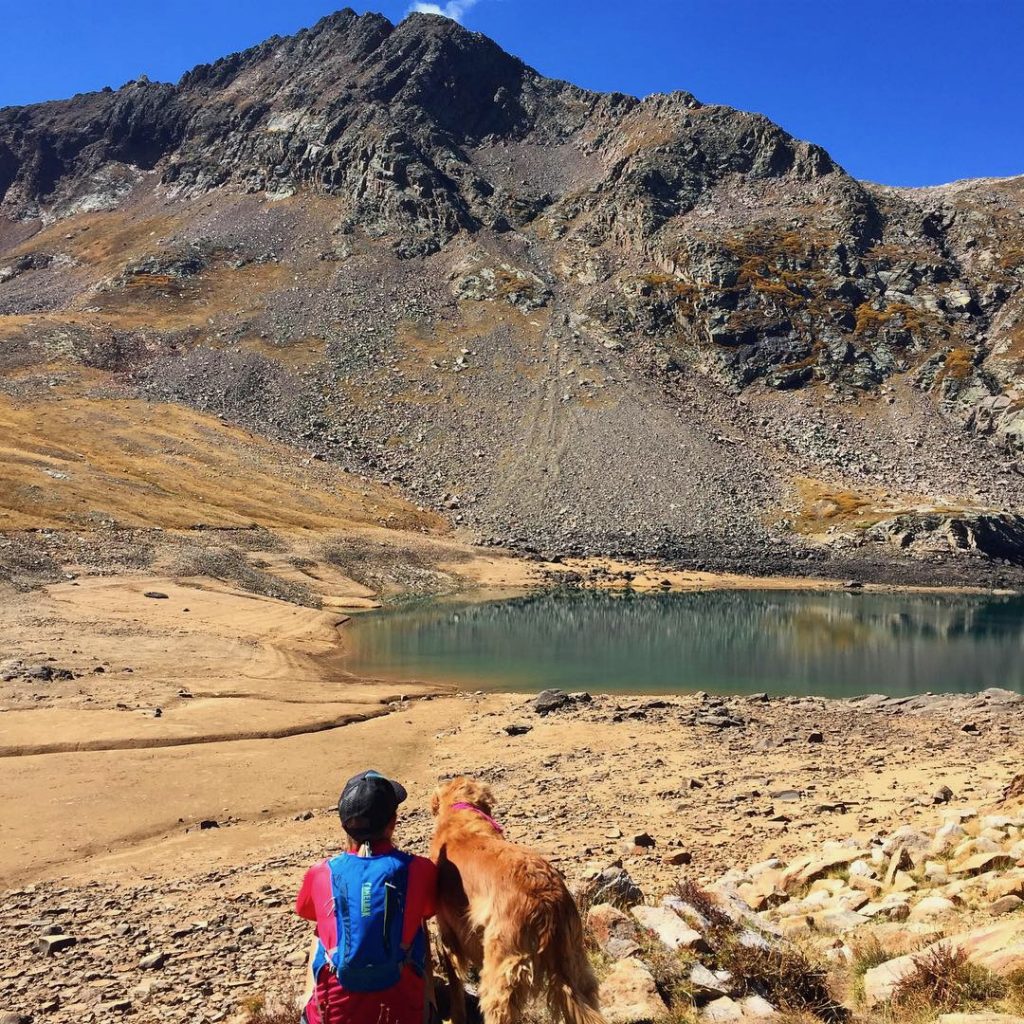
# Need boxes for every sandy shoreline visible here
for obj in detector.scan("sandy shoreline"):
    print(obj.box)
[1,564,1018,887]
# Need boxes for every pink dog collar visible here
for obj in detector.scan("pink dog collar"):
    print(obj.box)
[450,802,504,834]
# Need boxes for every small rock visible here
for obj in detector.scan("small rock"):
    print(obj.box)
[933,785,955,805]
[688,963,733,999]
[143,592,169,600]
[701,996,744,1022]
[937,1015,1024,1023]
[632,833,656,849]
[37,934,76,954]
[139,951,166,970]
[990,895,1024,916]
[664,850,692,866]
[534,689,571,715]
[598,959,667,1024]
[807,730,824,743]
[740,995,778,1019]
[503,724,532,736]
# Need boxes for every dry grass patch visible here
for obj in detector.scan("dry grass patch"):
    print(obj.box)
[792,479,904,535]
[939,345,976,381]
[891,943,1005,1018]
[717,939,846,1022]
[676,879,735,934]
[238,991,301,1024]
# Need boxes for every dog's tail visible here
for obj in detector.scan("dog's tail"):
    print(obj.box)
[547,976,607,1024]
[545,908,607,1024]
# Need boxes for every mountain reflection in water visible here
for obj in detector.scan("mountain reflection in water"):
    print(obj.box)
[345,590,1024,697]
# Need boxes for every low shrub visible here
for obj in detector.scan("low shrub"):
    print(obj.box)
[718,940,846,1022]
[892,943,1005,1016]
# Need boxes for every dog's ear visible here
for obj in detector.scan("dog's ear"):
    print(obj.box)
[430,788,441,817]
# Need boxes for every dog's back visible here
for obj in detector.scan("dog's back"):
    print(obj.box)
[431,777,605,1024]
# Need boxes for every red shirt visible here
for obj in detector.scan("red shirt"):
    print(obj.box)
[296,842,437,1024]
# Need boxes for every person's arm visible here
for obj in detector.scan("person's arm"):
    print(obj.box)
[403,855,439,946]
[295,864,319,922]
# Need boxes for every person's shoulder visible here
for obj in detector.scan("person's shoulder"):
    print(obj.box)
[301,858,333,881]
[407,853,438,876]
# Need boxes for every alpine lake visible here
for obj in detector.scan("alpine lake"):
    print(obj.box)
[343,588,1024,698]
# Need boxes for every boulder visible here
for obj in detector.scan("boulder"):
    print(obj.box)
[882,827,932,856]
[861,895,911,922]
[737,872,786,910]
[699,995,777,1021]
[848,873,884,895]
[909,895,958,921]
[586,867,645,909]
[863,948,928,1006]
[631,905,709,952]
[778,848,868,893]
[664,850,692,867]
[810,908,870,933]
[865,923,1024,1005]
[988,876,1024,902]
[587,904,640,958]
[885,846,913,886]
[598,958,667,1024]
[933,821,968,854]
[951,852,1015,876]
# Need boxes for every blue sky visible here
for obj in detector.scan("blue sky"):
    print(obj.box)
[1,1,1022,188]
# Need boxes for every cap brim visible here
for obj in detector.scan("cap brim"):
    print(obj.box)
[389,779,408,804]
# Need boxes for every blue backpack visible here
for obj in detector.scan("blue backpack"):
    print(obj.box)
[311,849,427,992]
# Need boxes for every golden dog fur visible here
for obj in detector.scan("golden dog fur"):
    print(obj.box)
[430,777,605,1024]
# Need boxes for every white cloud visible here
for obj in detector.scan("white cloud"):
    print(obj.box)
[409,0,481,23]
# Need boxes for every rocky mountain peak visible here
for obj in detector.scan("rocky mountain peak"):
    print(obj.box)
[1,7,1022,579]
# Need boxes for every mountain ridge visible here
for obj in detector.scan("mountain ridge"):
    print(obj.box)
[2,8,1023,585]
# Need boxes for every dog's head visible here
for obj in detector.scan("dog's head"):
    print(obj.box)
[431,776,496,818]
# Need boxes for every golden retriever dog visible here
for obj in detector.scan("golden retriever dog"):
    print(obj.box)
[430,777,605,1024]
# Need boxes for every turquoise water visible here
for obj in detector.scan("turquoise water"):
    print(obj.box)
[344,589,1024,697]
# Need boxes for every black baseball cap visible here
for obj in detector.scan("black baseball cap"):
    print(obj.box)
[338,770,407,839]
